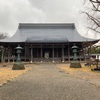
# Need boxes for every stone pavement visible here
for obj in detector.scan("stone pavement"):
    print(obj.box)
[0,64,100,100]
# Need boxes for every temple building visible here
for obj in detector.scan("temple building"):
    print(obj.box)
[0,23,99,62]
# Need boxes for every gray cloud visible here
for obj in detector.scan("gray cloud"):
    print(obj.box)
[0,0,46,36]
[0,0,84,36]
[29,0,82,22]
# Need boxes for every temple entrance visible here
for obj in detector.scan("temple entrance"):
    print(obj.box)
[25,44,69,62]
[43,48,52,62]
[44,52,49,59]
[43,48,52,58]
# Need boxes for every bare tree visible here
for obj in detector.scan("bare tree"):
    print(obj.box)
[84,0,100,33]
[0,32,9,39]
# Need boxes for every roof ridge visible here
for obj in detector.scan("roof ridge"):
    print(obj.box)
[18,23,75,29]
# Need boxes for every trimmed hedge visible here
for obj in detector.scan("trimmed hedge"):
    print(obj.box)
[70,62,82,68]
[12,63,25,70]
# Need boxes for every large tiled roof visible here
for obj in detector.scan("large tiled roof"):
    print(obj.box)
[0,23,98,43]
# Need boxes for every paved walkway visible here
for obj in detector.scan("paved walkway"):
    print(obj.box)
[0,64,100,100]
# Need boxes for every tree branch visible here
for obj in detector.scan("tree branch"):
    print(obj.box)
[85,12,100,26]
[87,26,100,33]
[90,0,100,4]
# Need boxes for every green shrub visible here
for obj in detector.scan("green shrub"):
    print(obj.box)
[70,62,82,68]
[12,63,25,70]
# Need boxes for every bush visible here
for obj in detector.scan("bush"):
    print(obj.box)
[91,67,100,71]
[12,63,25,70]
[70,62,82,68]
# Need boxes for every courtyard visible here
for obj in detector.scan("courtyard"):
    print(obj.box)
[0,63,100,100]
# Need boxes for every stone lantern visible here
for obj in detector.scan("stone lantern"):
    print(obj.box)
[70,44,82,68]
[16,44,22,62]
[12,44,25,70]
[72,45,78,61]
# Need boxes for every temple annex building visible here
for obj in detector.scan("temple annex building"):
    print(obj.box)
[0,23,99,62]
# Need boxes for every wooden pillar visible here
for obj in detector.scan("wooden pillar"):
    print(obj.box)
[1,46,4,63]
[25,46,26,62]
[82,44,84,61]
[68,43,70,61]
[79,50,82,61]
[80,44,83,61]
[62,45,64,62]
[52,45,54,62]
[41,45,43,62]
[84,48,86,62]
[30,46,33,63]
[57,48,58,61]
[90,43,92,57]
[7,47,10,63]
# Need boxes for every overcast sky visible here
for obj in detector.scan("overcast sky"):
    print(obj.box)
[0,0,99,38]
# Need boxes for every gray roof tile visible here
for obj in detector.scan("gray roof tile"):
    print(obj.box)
[0,23,98,43]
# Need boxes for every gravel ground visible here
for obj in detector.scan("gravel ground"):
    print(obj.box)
[0,64,100,100]
[59,64,100,87]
